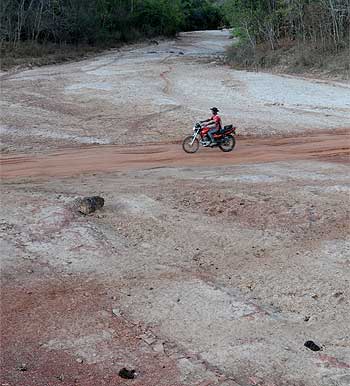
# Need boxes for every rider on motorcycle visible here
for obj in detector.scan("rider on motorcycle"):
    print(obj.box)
[200,107,222,146]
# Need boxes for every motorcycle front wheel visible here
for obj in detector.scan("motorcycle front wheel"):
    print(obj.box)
[182,136,199,153]
[219,135,235,152]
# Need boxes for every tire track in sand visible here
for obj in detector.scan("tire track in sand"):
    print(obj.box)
[1,130,349,179]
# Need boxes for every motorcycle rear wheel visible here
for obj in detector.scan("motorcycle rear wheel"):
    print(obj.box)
[219,135,235,152]
[182,136,199,153]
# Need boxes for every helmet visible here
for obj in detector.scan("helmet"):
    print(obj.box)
[210,107,219,113]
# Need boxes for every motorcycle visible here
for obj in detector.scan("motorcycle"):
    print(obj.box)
[182,122,236,153]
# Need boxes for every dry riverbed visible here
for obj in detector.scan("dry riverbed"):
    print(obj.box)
[1,30,350,386]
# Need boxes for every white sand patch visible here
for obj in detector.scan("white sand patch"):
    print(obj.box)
[0,126,111,144]
[65,82,113,91]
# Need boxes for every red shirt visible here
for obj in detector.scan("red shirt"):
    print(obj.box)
[211,115,222,130]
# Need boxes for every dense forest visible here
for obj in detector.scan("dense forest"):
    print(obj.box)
[2,0,348,50]
[223,0,349,51]
[222,0,350,71]
[1,0,349,71]
[0,0,222,46]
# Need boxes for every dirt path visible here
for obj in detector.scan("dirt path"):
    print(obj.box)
[1,131,349,179]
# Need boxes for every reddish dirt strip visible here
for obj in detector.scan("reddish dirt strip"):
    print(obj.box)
[1,131,349,179]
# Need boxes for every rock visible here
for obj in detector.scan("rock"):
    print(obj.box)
[304,340,322,351]
[140,332,156,345]
[192,253,200,262]
[16,363,28,371]
[74,196,104,215]
[119,368,136,379]
[112,308,122,317]
[150,40,159,45]
[76,358,84,364]
[153,342,165,354]
[56,374,64,381]
[178,51,184,55]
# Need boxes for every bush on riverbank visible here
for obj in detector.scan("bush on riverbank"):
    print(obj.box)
[226,39,350,79]
[223,0,350,79]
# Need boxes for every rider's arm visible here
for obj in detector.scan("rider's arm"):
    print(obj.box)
[202,120,215,126]
[200,118,211,123]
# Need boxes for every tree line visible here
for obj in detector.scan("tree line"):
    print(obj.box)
[222,0,350,52]
[2,0,348,65]
[1,0,223,47]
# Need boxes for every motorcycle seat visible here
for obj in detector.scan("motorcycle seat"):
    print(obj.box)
[220,125,233,133]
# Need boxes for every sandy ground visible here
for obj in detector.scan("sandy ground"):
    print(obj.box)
[1,31,350,386]
[1,30,350,153]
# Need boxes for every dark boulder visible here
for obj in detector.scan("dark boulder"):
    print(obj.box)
[119,368,136,379]
[75,196,105,215]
